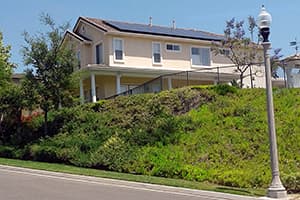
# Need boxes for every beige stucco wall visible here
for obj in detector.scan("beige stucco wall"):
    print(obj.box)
[106,34,233,70]
[82,75,115,100]
[76,21,109,66]
[73,19,234,71]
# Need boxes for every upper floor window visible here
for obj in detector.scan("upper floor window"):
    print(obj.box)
[166,44,181,52]
[191,47,210,66]
[96,43,103,64]
[152,42,161,64]
[113,38,124,61]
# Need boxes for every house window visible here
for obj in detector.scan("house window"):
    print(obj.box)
[96,43,103,64]
[152,42,161,64]
[191,47,210,66]
[113,38,123,61]
[166,44,181,52]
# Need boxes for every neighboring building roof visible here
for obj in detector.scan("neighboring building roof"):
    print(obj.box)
[79,17,224,41]
[12,73,25,84]
[282,53,300,62]
[281,54,300,68]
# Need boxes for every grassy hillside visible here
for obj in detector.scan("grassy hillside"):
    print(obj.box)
[1,85,299,193]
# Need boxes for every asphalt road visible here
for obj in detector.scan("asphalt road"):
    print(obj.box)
[0,165,259,200]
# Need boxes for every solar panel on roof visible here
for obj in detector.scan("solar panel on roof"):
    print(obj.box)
[105,20,224,41]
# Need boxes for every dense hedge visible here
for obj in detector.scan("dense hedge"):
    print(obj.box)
[1,85,300,193]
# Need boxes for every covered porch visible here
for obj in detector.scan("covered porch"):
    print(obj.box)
[79,65,240,103]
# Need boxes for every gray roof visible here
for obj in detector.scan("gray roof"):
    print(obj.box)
[104,20,224,41]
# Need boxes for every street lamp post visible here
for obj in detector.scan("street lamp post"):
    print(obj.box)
[257,6,287,199]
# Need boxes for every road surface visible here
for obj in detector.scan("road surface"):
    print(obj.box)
[0,165,259,200]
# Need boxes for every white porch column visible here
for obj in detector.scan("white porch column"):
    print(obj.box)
[79,79,84,104]
[91,73,97,103]
[285,68,293,88]
[167,77,172,90]
[116,73,121,94]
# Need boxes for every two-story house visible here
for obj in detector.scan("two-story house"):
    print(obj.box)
[63,17,265,103]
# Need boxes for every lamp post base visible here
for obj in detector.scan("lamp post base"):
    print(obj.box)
[267,187,287,199]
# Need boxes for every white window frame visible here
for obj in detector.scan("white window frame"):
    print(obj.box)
[190,46,211,67]
[165,43,181,52]
[95,42,104,64]
[113,38,124,62]
[152,42,162,65]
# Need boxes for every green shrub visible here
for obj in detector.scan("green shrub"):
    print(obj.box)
[90,135,135,172]
[214,170,253,188]
[132,145,184,178]
[0,146,15,158]
[180,165,209,182]
[282,173,300,193]
[211,84,237,95]
[28,144,60,163]
[2,87,300,191]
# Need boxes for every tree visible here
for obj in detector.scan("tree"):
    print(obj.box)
[0,31,20,142]
[0,84,25,143]
[0,31,15,87]
[0,74,39,144]
[270,48,283,79]
[22,13,77,135]
[214,17,263,88]
[248,16,257,42]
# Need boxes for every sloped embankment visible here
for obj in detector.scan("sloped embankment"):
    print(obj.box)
[1,86,299,193]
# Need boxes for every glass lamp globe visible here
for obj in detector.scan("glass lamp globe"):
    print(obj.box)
[257,5,272,29]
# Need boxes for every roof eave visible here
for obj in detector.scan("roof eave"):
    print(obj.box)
[62,31,92,45]
[74,17,108,33]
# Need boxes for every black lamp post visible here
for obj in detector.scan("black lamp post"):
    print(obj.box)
[257,5,287,199]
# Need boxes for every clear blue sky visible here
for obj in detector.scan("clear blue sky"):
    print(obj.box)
[1,0,299,73]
